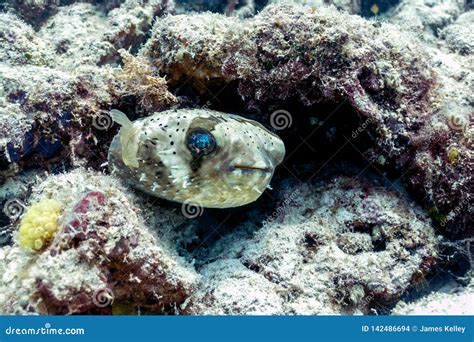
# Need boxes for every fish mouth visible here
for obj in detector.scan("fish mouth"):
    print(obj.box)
[232,164,272,174]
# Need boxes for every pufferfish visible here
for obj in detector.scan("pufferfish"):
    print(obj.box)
[108,108,285,208]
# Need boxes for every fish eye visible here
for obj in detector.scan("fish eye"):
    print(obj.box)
[186,128,216,156]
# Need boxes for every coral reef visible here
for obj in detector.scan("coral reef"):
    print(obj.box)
[142,3,472,237]
[38,1,174,69]
[270,0,402,17]
[187,259,285,315]
[115,50,177,114]
[387,0,466,44]
[439,11,474,56]
[0,13,54,66]
[0,169,198,315]
[0,0,62,27]
[0,0,472,316]
[0,170,46,246]
[0,2,177,178]
[0,0,174,28]
[0,61,116,172]
[175,0,259,17]
[186,174,439,315]
[269,0,358,14]
[392,280,474,315]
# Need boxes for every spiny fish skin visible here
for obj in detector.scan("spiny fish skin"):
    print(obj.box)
[108,108,285,208]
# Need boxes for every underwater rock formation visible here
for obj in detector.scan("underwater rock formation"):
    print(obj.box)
[186,174,439,315]
[0,0,62,27]
[0,0,471,316]
[439,11,474,55]
[0,171,43,246]
[0,169,198,314]
[392,280,474,315]
[269,0,359,14]
[386,0,466,44]
[115,50,177,115]
[0,7,176,179]
[142,3,472,237]
[0,0,175,28]
[187,259,286,315]
[143,3,435,113]
[0,13,54,66]
[38,1,174,69]
[175,0,259,17]
[0,62,116,174]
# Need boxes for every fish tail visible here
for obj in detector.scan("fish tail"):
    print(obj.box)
[110,109,140,168]
[110,109,132,127]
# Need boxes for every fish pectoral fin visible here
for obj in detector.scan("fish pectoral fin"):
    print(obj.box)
[121,131,140,168]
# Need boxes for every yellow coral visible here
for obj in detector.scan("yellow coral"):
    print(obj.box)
[19,199,63,251]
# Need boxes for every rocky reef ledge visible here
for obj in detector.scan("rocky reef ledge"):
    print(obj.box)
[0,0,472,315]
